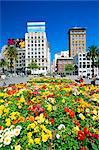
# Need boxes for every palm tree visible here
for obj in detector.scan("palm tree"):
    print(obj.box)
[2,45,18,73]
[28,60,39,75]
[87,45,99,77]
[0,59,8,73]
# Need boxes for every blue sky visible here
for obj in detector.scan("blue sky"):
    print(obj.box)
[0,1,99,61]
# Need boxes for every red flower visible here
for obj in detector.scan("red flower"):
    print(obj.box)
[69,111,75,118]
[0,126,3,130]
[92,133,99,140]
[35,112,38,116]
[64,107,69,113]
[49,118,54,125]
[42,85,46,89]
[73,120,80,127]
[80,146,87,150]
[84,127,90,136]
[39,107,45,113]
[43,112,47,118]
[78,130,86,141]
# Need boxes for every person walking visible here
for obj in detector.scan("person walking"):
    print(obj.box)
[91,75,97,86]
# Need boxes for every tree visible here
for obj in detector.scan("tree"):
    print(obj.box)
[87,45,99,77]
[65,64,75,75]
[0,59,8,73]
[2,45,18,73]
[28,60,40,75]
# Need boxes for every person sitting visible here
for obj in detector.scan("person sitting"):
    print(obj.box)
[91,75,97,86]
[75,76,84,83]
[79,77,84,83]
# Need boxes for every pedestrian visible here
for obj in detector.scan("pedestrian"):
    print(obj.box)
[3,82,6,86]
[91,75,97,86]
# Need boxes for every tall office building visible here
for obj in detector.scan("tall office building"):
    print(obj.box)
[68,27,86,57]
[25,22,50,75]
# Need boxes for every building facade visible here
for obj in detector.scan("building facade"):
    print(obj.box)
[53,50,69,69]
[25,22,50,75]
[68,27,86,57]
[74,52,99,78]
[56,57,73,76]
[15,48,26,73]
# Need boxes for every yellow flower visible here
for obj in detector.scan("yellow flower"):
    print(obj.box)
[0,93,4,97]
[73,126,79,134]
[6,121,11,127]
[5,118,11,127]
[47,104,52,112]
[34,138,40,144]
[86,108,90,113]
[36,114,45,123]
[79,113,85,120]
[93,109,97,115]
[62,99,65,103]
[20,96,25,103]
[15,145,21,150]
[27,132,32,138]
[4,108,9,114]
[31,123,36,129]
[0,99,4,103]
[28,138,34,145]
[42,132,49,142]
[0,109,3,115]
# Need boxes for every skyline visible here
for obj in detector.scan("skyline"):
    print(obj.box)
[0,1,99,61]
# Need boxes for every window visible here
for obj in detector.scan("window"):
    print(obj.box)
[28,44,30,47]
[38,52,40,54]
[31,44,33,47]
[42,68,44,70]
[87,65,90,68]
[31,37,33,39]
[42,44,44,46]
[28,56,30,58]
[31,40,33,43]
[83,65,86,68]
[38,44,40,47]
[42,59,44,62]
[42,40,44,42]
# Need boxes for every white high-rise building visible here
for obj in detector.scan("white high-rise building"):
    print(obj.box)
[25,22,50,75]
[74,52,99,78]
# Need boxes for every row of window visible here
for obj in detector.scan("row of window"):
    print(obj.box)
[28,40,44,43]
[28,44,44,47]
[79,65,93,68]
[28,52,44,55]
[28,47,44,50]
[28,36,44,39]
[28,55,45,59]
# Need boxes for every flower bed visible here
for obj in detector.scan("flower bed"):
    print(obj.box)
[0,78,99,150]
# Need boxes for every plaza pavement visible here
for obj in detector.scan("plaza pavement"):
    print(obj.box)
[0,75,99,87]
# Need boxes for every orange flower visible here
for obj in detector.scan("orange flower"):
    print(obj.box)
[12,119,18,125]
[18,116,25,123]
[29,116,34,122]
